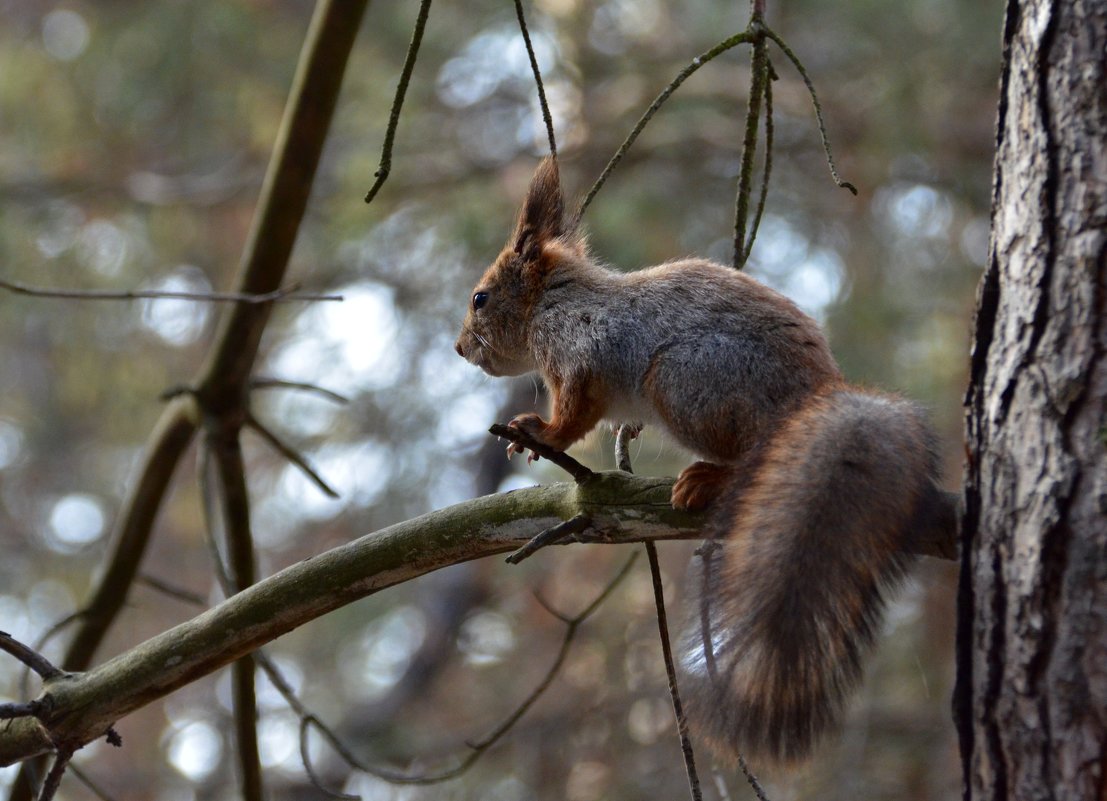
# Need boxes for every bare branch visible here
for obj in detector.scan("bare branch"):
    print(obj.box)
[0,278,340,304]
[250,378,350,405]
[762,25,857,195]
[364,0,433,204]
[67,764,119,801]
[576,29,756,221]
[0,473,699,767]
[0,474,957,769]
[0,634,62,681]
[245,413,340,498]
[8,4,372,794]
[206,431,265,801]
[489,423,594,482]
[733,22,769,270]
[506,514,593,564]
[740,57,776,267]
[301,553,638,786]
[135,575,206,607]
[645,542,705,801]
[616,426,707,801]
[0,703,42,722]
[513,0,557,157]
[35,748,71,801]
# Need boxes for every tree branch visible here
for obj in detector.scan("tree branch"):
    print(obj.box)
[7,5,370,796]
[0,473,692,767]
[0,472,957,768]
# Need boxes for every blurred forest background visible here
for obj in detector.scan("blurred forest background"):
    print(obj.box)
[0,0,1000,799]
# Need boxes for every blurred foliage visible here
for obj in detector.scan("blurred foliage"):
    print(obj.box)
[0,0,999,799]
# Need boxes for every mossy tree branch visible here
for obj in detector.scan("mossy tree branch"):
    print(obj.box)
[0,473,957,769]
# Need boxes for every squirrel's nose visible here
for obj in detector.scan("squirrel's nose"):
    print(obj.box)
[454,339,464,357]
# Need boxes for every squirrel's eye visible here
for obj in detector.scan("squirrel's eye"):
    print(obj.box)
[472,291,489,311]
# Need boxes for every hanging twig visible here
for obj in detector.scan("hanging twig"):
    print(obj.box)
[0,278,341,304]
[733,17,769,269]
[206,430,265,801]
[613,425,703,801]
[364,0,434,203]
[135,575,207,607]
[35,748,72,801]
[67,764,119,801]
[250,378,350,405]
[575,29,757,221]
[245,412,340,499]
[762,26,857,195]
[513,0,558,158]
[740,58,776,266]
[647,542,703,801]
[298,552,639,786]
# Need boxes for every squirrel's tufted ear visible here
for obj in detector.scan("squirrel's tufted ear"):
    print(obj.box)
[512,157,565,259]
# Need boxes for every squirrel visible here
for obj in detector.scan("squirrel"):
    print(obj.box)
[454,157,953,764]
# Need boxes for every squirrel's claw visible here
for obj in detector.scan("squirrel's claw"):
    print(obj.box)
[506,414,549,462]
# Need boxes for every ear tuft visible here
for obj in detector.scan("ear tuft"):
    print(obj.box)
[512,157,566,258]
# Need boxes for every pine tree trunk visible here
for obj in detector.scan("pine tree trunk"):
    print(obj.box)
[959,1,1107,799]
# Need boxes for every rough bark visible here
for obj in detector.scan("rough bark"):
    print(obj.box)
[959,1,1107,799]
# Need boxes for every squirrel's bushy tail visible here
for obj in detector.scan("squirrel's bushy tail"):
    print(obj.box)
[678,389,942,764]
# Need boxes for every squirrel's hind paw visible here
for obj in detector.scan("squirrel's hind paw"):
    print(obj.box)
[672,461,732,510]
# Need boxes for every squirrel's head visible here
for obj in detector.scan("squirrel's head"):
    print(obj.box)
[455,157,585,376]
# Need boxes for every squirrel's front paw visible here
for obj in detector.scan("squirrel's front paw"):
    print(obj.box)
[506,413,551,462]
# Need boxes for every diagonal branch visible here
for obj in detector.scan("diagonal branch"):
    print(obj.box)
[0,472,957,769]
[0,278,341,304]
[8,4,371,798]
[0,473,698,767]
[0,634,62,682]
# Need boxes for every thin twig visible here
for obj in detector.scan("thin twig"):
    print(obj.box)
[136,574,206,607]
[299,553,639,786]
[0,278,340,304]
[740,57,775,266]
[736,754,771,801]
[506,514,592,564]
[0,633,63,681]
[298,718,361,801]
[692,544,770,801]
[0,702,42,721]
[9,1,368,795]
[36,747,72,801]
[513,0,557,157]
[19,612,84,705]
[575,29,756,221]
[197,442,236,594]
[207,430,265,801]
[733,21,768,269]
[67,764,119,801]
[250,378,350,405]
[646,542,703,801]
[364,0,433,204]
[245,413,339,498]
[762,26,857,195]
[620,426,701,801]
[614,424,638,473]
[488,423,594,483]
